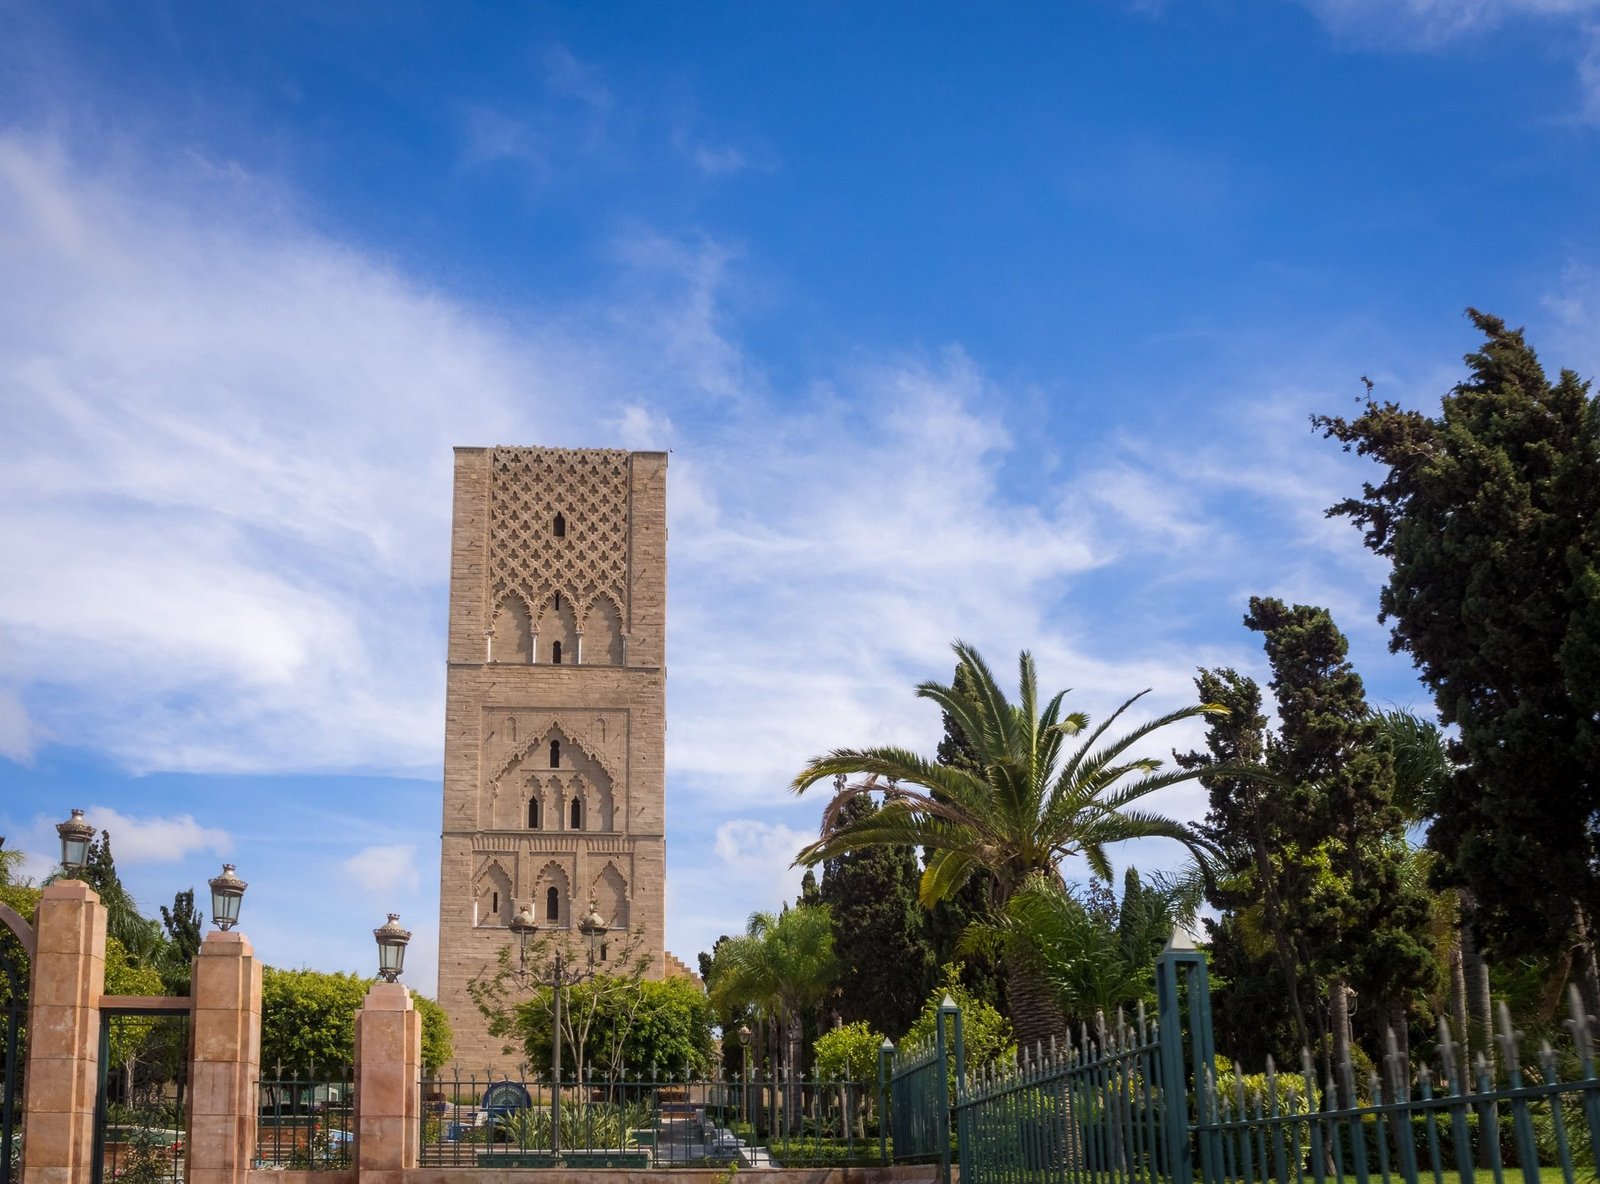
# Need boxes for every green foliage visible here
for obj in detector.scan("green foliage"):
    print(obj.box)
[813,1020,885,1081]
[988,867,1200,1029]
[260,967,452,1074]
[103,936,167,1076]
[1179,600,1442,1066]
[156,889,203,996]
[1317,310,1600,955]
[496,1099,651,1150]
[903,965,1013,1069]
[0,882,39,1011]
[819,788,935,1039]
[261,967,369,1072]
[794,641,1227,1048]
[517,973,715,1077]
[707,904,838,1074]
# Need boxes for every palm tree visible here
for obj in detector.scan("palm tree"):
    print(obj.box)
[792,641,1226,1049]
[707,905,839,1131]
[972,866,1204,1036]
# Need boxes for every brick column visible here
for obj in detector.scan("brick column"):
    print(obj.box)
[353,982,421,1184]
[21,880,107,1184]
[188,931,262,1184]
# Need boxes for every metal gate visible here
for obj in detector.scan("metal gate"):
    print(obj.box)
[92,1001,191,1184]
[0,906,32,1184]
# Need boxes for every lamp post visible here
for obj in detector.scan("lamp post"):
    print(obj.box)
[507,899,609,1163]
[737,1023,752,1129]
[374,914,412,983]
[207,864,247,931]
[56,809,94,876]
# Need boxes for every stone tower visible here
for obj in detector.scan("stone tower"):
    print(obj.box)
[436,446,667,1068]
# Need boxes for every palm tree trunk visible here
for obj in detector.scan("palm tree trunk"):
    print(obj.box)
[1574,900,1600,1017]
[1330,979,1354,1109]
[1005,948,1066,1050]
[1449,945,1470,1082]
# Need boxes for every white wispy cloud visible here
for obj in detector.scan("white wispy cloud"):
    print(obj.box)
[341,844,422,897]
[1298,0,1600,119]
[81,806,231,864]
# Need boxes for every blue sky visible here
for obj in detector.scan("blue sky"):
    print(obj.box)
[3,0,1600,995]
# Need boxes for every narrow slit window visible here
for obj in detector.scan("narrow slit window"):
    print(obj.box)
[528,799,541,829]
[546,886,559,921]
[570,798,582,829]
[553,513,566,538]
[550,739,561,767]
[554,592,562,610]
[492,891,499,915]
[600,942,609,962]
[552,640,563,664]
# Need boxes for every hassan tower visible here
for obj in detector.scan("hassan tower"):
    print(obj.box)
[436,446,692,1068]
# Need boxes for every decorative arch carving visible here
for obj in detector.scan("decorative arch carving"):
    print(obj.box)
[533,860,572,926]
[591,862,629,931]
[535,591,578,664]
[491,592,533,663]
[474,859,514,927]
[489,719,620,791]
[582,592,625,665]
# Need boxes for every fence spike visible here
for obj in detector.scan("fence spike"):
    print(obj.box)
[1473,1050,1490,1091]
[1539,1038,1560,1084]
[1495,999,1522,1078]
[1566,984,1595,1075]
[1436,1014,1459,1093]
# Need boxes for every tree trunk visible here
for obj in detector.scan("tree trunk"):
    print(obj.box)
[1004,947,1066,1051]
[1574,900,1600,1017]
[1387,999,1410,1071]
[786,1012,803,1135]
[1449,945,1470,1083]
[1330,979,1354,1109]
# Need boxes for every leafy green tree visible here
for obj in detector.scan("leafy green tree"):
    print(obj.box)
[513,975,714,1079]
[794,641,1225,1048]
[707,905,838,1075]
[981,867,1202,1034]
[1180,600,1440,1080]
[819,788,934,1040]
[813,1020,886,1081]
[260,967,454,1075]
[157,888,203,995]
[103,936,168,1104]
[902,964,1014,1071]
[1316,310,1600,957]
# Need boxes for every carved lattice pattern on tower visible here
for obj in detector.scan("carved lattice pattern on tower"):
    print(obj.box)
[487,448,630,628]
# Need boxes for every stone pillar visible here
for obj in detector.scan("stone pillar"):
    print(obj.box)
[21,880,107,1184]
[353,982,421,1183]
[188,931,262,1184]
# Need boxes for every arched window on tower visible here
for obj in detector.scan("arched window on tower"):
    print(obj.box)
[527,798,541,829]
[552,640,563,664]
[545,886,560,922]
[570,797,582,830]
[553,513,566,538]
[550,739,561,768]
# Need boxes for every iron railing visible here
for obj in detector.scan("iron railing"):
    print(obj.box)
[93,1009,189,1184]
[1199,991,1600,1184]
[957,1006,1170,1184]
[254,1066,354,1169]
[420,1070,881,1168]
[883,996,965,1181]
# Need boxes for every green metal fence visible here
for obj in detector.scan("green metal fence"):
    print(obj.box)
[253,1066,354,1169]
[952,930,1600,1184]
[956,1005,1171,1184]
[882,994,965,1182]
[1197,990,1600,1184]
[419,1069,880,1168]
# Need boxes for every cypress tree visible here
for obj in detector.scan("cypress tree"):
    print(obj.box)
[1317,310,1600,956]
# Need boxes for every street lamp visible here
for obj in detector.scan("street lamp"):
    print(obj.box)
[506,898,611,1163]
[56,809,94,875]
[737,1024,752,1126]
[207,864,247,931]
[374,914,412,982]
